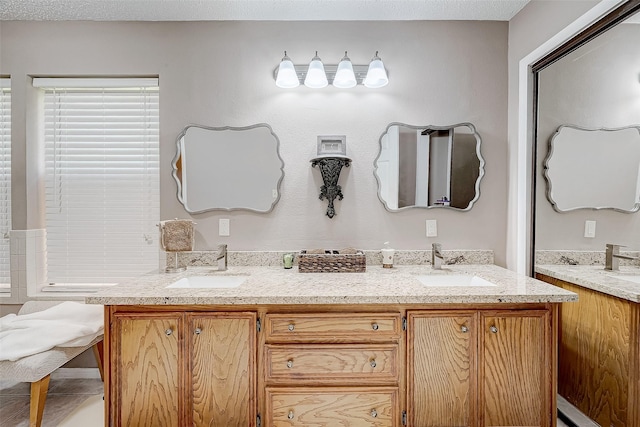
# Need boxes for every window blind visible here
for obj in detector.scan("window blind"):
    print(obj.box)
[36,78,160,284]
[0,78,10,286]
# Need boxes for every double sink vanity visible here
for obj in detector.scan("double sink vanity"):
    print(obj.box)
[87,261,577,427]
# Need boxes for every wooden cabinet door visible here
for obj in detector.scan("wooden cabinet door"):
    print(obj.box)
[113,312,182,427]
[407,311,476,427]
[480,311,550,427]
[188,312,256,427]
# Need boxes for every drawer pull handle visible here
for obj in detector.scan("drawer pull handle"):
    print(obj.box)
[288,324,295,331]
[286,360,293,369]
[371,323,379,330]
[371,409,378,418]
[490,325,498,334]
[370,359,377,368]
[461,325,469,333]
[165,329,173,336]
[288,411,294,419]
[194,327,202,335]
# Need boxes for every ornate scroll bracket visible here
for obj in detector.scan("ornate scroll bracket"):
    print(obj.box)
[310,156,351,218]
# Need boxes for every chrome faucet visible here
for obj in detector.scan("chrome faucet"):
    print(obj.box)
[605,243,639,271]
[432,243,444,270]
[216,244,228,271]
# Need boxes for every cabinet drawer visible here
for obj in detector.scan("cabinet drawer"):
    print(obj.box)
[264,344,399,384]
[264,313,402,342]
[265,387,399,427]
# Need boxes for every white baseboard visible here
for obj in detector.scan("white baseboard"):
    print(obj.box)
[52,368,102,380]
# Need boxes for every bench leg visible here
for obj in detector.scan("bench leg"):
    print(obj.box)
[30,374,51,427]
[93,341,104,381]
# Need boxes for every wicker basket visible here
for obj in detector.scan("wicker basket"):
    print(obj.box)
[298,250,366,273]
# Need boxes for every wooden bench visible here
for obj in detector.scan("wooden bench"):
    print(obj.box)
[0,301,104,427]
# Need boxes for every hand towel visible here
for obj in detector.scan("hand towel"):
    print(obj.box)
[0,302,104,361]
[159,219,194,252]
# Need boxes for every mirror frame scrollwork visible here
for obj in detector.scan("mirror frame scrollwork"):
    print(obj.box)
[171,123,285,214]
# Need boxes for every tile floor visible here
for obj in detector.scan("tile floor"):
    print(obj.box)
[0,376,575,427]
[0,377,103,427]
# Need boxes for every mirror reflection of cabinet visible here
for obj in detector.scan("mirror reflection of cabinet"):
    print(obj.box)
[172,124,284,214]
[374,123,484,211]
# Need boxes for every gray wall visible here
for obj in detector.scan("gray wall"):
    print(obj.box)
[2,20,510,264]
[506,0,600,268]
[535,22,640,250]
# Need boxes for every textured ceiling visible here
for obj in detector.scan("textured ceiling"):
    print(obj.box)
[0,0,531,21]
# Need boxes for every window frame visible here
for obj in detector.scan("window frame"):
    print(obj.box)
[33,77,160,291]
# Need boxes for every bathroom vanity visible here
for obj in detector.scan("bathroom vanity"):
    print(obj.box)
[88,265,576,427]
[535,265,640,427]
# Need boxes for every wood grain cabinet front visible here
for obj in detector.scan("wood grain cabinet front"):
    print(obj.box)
[262,312,403,427]
[536,274,640,427]
[264,344,399,384]
[263,313,402,342]
[106,306,558,427]
[265,387,399,427]
[408,309,552,427]
[110,310,256,427]
[113,312,181,427]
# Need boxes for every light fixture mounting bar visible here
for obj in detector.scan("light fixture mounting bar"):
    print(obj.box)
[274,64,371,85]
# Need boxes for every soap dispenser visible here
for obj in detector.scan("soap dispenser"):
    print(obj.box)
[381,242,395,269]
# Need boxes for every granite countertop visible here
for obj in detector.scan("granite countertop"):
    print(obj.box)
[86,264,576,305]
[535,265,640,303]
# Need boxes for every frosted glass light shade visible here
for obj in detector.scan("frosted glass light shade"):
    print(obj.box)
[304,52,328,88]
[363,51,389,89]
[275,52,300,88]
[333,52,357,88]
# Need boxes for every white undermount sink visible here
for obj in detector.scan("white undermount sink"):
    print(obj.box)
[607,274,640,284]
[166,275,247,289]
[416,274,497,287]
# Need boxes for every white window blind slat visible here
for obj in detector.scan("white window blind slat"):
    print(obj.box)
[43,82,159,283]
[0,79,10,285]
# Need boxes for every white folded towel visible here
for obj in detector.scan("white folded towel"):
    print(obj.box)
[0,302,104,361]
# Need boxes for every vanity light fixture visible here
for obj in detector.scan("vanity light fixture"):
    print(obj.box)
[274,51,388,88]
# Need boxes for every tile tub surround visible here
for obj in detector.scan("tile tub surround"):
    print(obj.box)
[536,250,640,266]
[86,264,576,306]
[8,229,47,302]
[167,249,494,268]
[535,264,640,303]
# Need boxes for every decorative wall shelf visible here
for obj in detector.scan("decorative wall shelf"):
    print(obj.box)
[310,155,351,218]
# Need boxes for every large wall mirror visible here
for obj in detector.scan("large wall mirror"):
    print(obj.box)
[374,123,484,211]
[532,1,640,260]
[172,124,285,213]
